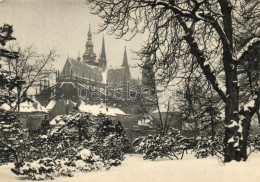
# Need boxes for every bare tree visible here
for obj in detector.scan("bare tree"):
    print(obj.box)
[137,56,181,135]
[87,0,260,162]
[4,45,57,111]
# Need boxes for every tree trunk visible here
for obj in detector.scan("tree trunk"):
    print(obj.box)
[210,108,215,156]
[257,111,260,128]
[241,115,252,160]
[223,47,240,162]
[224,81,240,162]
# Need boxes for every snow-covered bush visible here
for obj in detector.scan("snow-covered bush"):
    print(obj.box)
[11,149,104,180]
[0,109,28,165]
[81,132,130,169]
[79,114,130,169]
[66,148,104,172]
[193,129,224,159]
[133,129,194,160]
[246,129,260,157]
[11,158,74,180]
[11,112,131,180]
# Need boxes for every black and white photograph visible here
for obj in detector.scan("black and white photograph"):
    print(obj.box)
[0,0,260,181]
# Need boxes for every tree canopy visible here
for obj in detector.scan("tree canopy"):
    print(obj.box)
[87,0,260,162]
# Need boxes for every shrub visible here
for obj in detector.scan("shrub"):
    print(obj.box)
[193,129,224,159]
[133,129,194,160]
[70,114,130,169]
[12,112,131,179]
[67,148,104,172]
[11,158,74,180]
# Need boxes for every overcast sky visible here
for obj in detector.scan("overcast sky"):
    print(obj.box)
[0,0,145,78]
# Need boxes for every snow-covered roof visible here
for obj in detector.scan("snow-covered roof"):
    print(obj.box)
[0,101,47,113]
[46,100,56,111]
[78,102,127,116]
[19,101,48,113]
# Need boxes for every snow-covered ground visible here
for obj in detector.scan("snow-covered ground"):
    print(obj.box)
[1,152,260,182]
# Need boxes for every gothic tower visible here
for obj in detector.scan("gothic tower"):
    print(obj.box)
[83,25,96,63]
[142,56,155,87]
[98,35,107,68]
[122,46,130,81]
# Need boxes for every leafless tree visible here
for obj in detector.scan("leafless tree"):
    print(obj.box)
[4,45,57,111]
[136,54,183,135]
[87,0,260,162]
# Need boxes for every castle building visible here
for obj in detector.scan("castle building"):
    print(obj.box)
[60,25,132,85]
[37,26,140,108]
[34,26,181,135]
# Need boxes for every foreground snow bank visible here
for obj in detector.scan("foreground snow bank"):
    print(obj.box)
[1,152,260,182]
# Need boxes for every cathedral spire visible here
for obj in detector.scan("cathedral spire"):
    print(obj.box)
[99,35,107,67]
[83,24,96,63]
[87,23,93,45]
[122,46,129,67]
[122,46,130,80]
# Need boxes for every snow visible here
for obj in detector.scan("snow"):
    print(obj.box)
[228,137,235,143]
[40,135,48,139]
[0,103,11,111]
[238,121,243,133]
[102,68,107,84]
[78,102,126,116]
[153,107,168,113]
[1,101,47,113]
[34,101,48,113]
[59,82,76,88]
[236,37,260,61]
[243,100,255,111]
[215,77,226,93]
[203,60,210,66]
[46,100,56,111]
[226,120,238,129]
[77,149,92,160]
[234,141,239,148]
[1,152,260,182]
[50,115,70,126]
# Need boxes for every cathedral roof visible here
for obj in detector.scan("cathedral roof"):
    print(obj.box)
[60,58,103,82]
[60,57,136,85]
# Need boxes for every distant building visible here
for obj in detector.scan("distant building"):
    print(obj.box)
[37,25,141,110]
[1,100,47,130]
[35,25,176,137]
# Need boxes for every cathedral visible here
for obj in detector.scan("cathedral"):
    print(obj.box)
[36,26,141,109]
[61,25,132,85]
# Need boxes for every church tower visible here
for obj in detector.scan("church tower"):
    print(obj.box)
[122,46,130,81]
[83,25,97,63]
[142,56,155,87]
[98,36,107,68]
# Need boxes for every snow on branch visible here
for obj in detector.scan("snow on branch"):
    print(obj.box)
[243,100,255,112]
[239,88,260,118]
[236,37,260,62]
[225,120,238,129]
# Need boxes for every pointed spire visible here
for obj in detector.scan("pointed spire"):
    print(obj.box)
[122,46,128,67]
[87,24,93,46]
[122,46,130,80]
[99,35,107,67]
[83,24,96,62]
[101,36,106,58]
[88,23,92,40]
